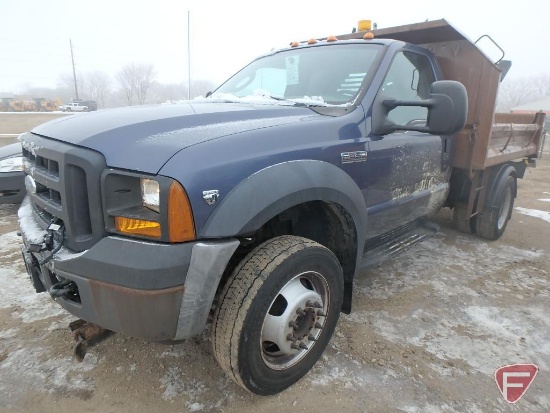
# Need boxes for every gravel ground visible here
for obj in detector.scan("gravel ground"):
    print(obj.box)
[0,143,548,412]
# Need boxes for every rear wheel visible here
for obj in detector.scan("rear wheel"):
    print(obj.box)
[538,132,546,159]
[453,202,474,234]
[475,175,516,240]
[211,235,344,395]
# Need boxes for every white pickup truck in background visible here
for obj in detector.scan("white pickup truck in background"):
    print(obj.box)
[59,102,89,112]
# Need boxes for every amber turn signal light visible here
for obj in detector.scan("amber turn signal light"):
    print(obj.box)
[115,217,161,239]
[168,181,196,242]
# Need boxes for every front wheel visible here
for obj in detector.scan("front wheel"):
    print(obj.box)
[211,235,344,395]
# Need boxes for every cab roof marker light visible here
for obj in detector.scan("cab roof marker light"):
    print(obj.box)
[307,38,318,45]
[358,20,372,31]
[363,32,375,40]
[326,35,338,42]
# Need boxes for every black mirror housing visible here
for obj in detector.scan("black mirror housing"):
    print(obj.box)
[372,80,468,136]
[426,81,468,135]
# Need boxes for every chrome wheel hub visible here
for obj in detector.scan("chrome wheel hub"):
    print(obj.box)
[260,271,329,370]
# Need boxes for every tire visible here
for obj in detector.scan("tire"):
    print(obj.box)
[475,175,515,240]
[538,132,546,159]
[211,235,344,395]
[453,202,474,234]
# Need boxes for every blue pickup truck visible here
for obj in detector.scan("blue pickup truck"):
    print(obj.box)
[16,20,546,395]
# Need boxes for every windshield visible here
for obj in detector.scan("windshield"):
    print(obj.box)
[213,43,382,106]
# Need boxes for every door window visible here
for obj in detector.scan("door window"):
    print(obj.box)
[380,51,435,127]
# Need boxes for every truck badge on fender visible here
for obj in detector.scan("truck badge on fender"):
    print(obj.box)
[341,151,368,164]
[203,190,219,205]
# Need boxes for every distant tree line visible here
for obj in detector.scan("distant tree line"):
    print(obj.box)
[496,74,550,112]
[19,66,548,113]
[19,62,216,109]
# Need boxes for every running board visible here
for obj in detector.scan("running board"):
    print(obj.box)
[359,221,439,271]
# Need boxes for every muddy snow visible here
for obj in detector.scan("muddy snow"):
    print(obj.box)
[0,157,549,412]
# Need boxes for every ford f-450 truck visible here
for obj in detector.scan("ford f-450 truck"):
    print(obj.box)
[17,20,546,395]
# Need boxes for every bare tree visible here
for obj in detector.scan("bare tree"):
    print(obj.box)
[533,74,550,99]
[115,66,135,105]
[149,82,189,103]
[58,72,86,101]
[496,77,538,112]
[115,63,156,105]
[83,71,111,108]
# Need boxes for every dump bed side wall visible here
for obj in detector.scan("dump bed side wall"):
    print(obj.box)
[424,41,501,170]
[485,112,546,167]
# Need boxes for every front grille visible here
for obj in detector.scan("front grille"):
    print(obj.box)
[21,133,108,252]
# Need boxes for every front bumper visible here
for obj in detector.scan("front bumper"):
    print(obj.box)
[20,216,239,341]
[0,171,25,204]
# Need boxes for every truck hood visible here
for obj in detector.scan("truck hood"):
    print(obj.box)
[31,103,316,174]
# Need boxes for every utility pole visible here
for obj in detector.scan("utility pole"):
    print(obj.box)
[70,39,79,100]
[187,11,191,100]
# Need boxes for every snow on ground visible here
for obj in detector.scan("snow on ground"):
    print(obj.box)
[0,231,65,322]
[0,229,99,407]
[516,207,550,224]
[349,234,550,390]
[1,196,548,410]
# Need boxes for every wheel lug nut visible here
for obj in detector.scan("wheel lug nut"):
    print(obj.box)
[316,310,326,317]
[291,343,300,350]
[299,342,309,350]
[286,333,296,342]
[296,308,306,316]
[289,321,298,329]
[306,300,314,308]
[308,334,317,341]
[314,301,323,308]
[315,322,323,329]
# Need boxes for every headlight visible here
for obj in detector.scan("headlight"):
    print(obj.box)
[0,156,24,173]
[141,178,160,212]
[103,172,195,243]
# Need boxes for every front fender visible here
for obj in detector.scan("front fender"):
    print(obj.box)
[201,159,367,251]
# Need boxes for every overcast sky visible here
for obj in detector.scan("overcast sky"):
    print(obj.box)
[1,0,548,93]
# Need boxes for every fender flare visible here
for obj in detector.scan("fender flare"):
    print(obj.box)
[485,164,517,209]
[200,160,367,271]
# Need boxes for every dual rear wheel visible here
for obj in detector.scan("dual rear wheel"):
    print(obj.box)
[453,175,516,240]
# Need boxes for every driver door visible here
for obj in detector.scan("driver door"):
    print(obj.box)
[364,50,451,240]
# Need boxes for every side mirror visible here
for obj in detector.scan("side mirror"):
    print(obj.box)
[372,80,468,136]
[426,81,468,135]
